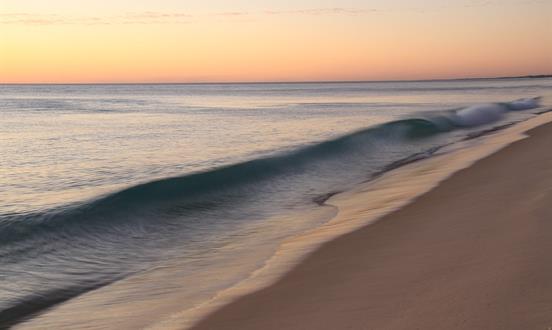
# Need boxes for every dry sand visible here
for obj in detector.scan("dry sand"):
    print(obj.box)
[192,121,552,330]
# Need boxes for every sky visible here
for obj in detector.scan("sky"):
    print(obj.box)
[1,0,551,83]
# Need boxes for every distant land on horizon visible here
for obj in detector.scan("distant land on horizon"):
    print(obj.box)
[499,74,552,80]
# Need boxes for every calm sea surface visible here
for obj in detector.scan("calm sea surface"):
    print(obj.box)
[1,79,551,328]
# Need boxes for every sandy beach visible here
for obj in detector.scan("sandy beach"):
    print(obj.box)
[192,117,552,330]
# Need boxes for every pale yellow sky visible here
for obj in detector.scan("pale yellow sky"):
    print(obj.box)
[1,0,551,83]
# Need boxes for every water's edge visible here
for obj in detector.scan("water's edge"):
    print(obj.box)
[146,109,552,329]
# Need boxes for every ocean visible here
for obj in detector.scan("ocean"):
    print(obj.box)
[1,78,551,328]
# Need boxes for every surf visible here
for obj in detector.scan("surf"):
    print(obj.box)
[0,97,542,244]
[0,97,542,327]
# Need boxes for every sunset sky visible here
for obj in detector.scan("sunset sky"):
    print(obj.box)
[1,0,551,83]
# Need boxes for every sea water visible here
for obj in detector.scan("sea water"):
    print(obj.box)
[1,78,551,328]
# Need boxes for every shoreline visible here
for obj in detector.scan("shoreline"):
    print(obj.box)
[188,109,552,329]
[13,110,551,330]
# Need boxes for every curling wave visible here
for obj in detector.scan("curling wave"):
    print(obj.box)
[0,97,542,245]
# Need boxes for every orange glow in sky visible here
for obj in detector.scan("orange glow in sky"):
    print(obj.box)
[1,0,551,83]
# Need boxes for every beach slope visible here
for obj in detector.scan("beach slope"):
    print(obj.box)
[192,121,552,330]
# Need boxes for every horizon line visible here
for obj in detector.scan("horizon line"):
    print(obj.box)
[1,74,551,86]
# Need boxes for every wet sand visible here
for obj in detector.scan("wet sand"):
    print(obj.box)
[192,120,552,330]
